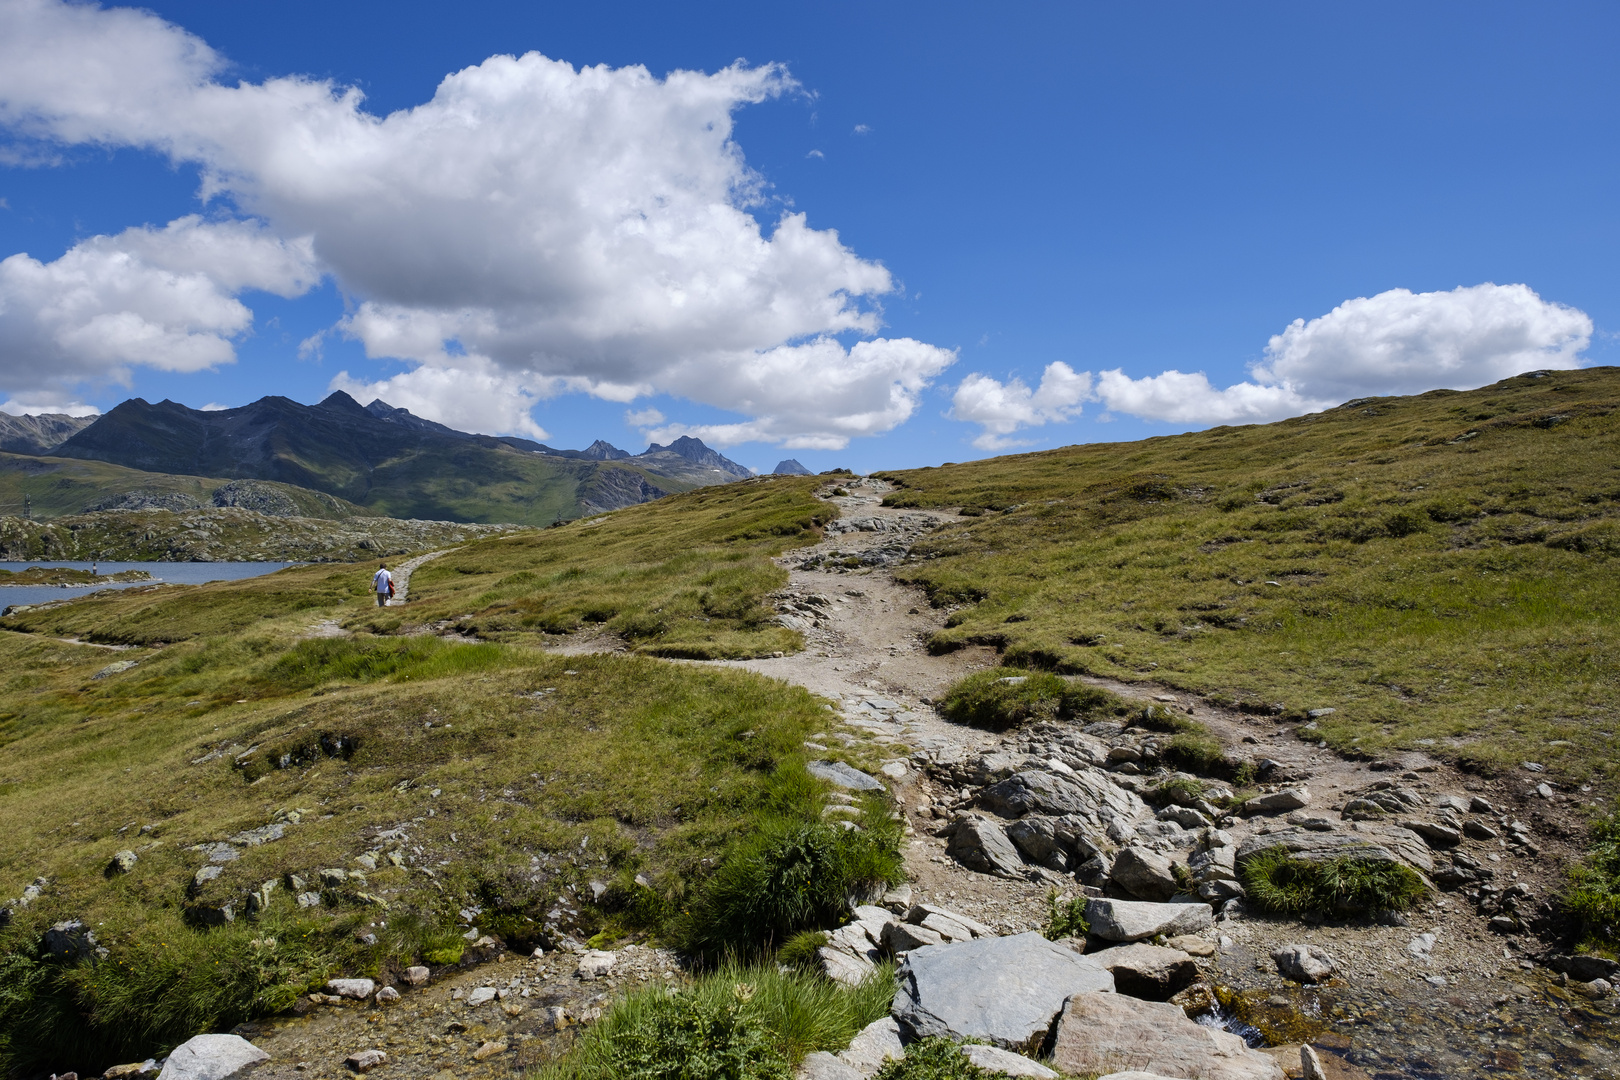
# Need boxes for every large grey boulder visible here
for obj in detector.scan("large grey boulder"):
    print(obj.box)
[1238,789,1310,816]
[1110,846,1179,902]
[1087,899,1213,943]
[893,932,1114,1048]
[42,919,99,961]
[156,1034,269,1080]
[808,760,884,792]
[1092,943,1199,1000]
[1234,826,1433,874]
[978,769,1148,826]
[945,817,1026,878]
[1049,993,1285,1080]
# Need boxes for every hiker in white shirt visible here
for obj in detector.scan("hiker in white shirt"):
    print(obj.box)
[373,562,394,607]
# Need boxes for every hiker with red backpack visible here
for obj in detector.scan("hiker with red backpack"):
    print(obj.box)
[373,562,395,606]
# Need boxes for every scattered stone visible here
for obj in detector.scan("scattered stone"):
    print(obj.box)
[1164,934,1217,958]
[1270,944,1336,983]
[343,1050,386,1074]
[959,1046,1057,1079]
[93,660,138,679]
[1400,820,1461,848]
[318,868,347,886]
[107,850,138,875]
[1086,898,1214,943]
[1049,993,1285,1080]
[883,921,947,953]
[472,1041,507,1061]
[1240,788,1311,816]
[880,762,908,780]
[466,987,497,1006]
[906,903,995,938]
[1469,796,1496,814]
[1462,820,1499,841]
[892,932,1114,1047]
[1407,933,1436,959]
[156,1034,270,1080]
[375,986,400,1003]
[945,817,1027,878]
[1006,817,1071,871]
[576,950,616,979]
[1234,826,1433,874]
[1285,814,1335,832]
[1110,846,1180,902]
[42,919,99,961]
[1094,943,1198,1000]
[103,1062,159,1080]
[807,760,885,791]
[402,966,430,986]
[326,979,375,1000]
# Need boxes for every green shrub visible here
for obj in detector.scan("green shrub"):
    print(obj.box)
[1240,847,1427,917]
[871,1038,989,1080]
[548,960,895,1080]
[1564,802,1620,949]
[778,931,829,970]
[674,814,904,960]
[937,669,1121,731]
[1152,776,1207,806]
[1041,889,1089,941]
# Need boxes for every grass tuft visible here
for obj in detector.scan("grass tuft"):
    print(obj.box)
[1240,846,1427,917]
[936,669,1122,731]
[544,959,895,1080]
[1564,802,1620,951]
[870,1038,989,1080]
[1041,888,1089,941]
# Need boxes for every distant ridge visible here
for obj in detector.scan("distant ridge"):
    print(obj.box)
[46,394,748,525]
[773,459,812,475]
[0,412,96,455]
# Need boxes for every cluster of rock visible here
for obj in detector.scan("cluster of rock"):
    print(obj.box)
[789,513,943,570]
[804,902,1290,1080]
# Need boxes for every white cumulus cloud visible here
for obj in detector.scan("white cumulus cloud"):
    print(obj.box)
[0,0,955,445]
[953,283,1592,446]
[950,362,1092,449]
[0,215,319,402]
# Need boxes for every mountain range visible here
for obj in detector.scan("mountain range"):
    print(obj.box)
[3,394,753,526]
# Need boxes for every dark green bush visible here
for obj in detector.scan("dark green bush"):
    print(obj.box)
[1041,889,1089,941]
[673,813,904,960]
[1564,802,1620,949]
[777,931,829,970]
[937,669,1121,731]
[1240,847,1427,917]
[871,1038,989,1080]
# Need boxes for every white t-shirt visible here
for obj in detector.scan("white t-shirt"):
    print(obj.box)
[373,568,392,593]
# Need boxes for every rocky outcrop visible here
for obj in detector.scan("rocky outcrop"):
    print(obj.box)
[893,932,1114,1048]
[1234,826,1433,875]
[155,1034,269,1080]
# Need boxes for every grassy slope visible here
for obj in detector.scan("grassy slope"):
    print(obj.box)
[362,475,834,658]
[878,368,1620,782]
[0,453,364,520]
[0,475,871,1072]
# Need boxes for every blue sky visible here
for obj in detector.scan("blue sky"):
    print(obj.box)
[0,1,1615,475]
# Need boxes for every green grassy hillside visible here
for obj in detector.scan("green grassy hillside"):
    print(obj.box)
[0,475,892,1073]
[0,453,365,520]
[877,367,1619,781]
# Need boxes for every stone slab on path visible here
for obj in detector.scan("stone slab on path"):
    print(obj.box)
[1050,993,1286,1080]
[892,931,1114,1048]
[1234,827,1433,874]
[808,760,885,792]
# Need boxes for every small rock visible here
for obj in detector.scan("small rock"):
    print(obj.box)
[945,817,1026,878]
[318,868,347,886]
[375,986,400,1003]
[1050,993,1284,1080]
[295,892,321,909]
[1240,788,1310,815]
[344,1050,387,1074]
[1094,943,1198,1000]
[1270,944,1335,983]
[1536,783,1555,799]
[1300,1044,1327,1080]
[1408,933,1437,958]
[402,966,430,986]
[1284,814,1334,832]
[1463,820,1499,840]
[836,1017,904,1073]
[1110,846,1179,902]
[883,921,947,953]
[193,866,224,889]
[326,979,375,1000]
[959,1046,1058,1079]
[1468,796,1496,814]
[471,1041,507,1062]
[798,1051,861,1080]
[577,949,616,979]
[807,760,885,791]
[42,919,98,961]
[466,987,497,1006]
[156,1035,270,1080]
[880,762,908,780]
[1425,975,1448,987]
[107,850,138,875]
[1164,934,1217,958]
